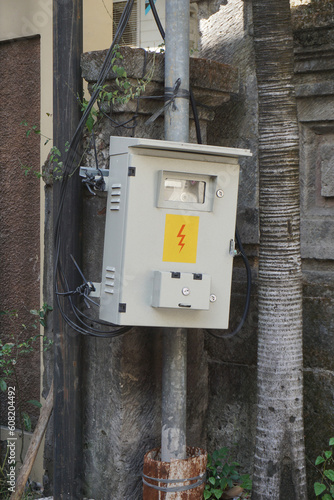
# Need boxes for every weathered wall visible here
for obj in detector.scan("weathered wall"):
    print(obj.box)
[293,10,334,490]
[0,36,41,429]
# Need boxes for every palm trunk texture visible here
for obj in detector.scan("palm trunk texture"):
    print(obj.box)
[251,0,307,498]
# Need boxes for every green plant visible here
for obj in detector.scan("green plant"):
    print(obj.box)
[20,120,69,181]
[0,304,52,498]
[204,447,252,500]
[0,304,53,429]
[20,120,51,146]
[80,45,155,133]
[22,45,155,183]
[0,303,52,500]
[314,438,334,499]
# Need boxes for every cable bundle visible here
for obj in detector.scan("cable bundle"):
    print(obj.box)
[54,0,136,337]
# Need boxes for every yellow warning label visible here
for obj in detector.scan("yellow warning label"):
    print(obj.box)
[163,214,200,263]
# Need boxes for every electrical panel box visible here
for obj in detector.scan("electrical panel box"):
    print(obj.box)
[97,136,251,329]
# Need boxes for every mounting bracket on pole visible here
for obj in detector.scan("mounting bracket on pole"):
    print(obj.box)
[79,167,109,193]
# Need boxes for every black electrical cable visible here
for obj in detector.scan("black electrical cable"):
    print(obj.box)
[205,228,252,339]
[97,102,138,129]
[56,258,130,337]
[54,0,136,337]
[148,0,252,338]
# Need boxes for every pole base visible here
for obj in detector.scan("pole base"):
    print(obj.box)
[143,446,207,499]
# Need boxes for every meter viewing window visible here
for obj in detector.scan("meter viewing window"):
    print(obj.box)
[164,178,206,204]
[157,170,216,212]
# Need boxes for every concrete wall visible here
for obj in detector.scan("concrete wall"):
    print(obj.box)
[0,36,41,427]
[0,36,42,487]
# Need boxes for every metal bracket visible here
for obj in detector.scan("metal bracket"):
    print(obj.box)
[89,282,101,298]
[229,239,238,257]
[79,167,109,192]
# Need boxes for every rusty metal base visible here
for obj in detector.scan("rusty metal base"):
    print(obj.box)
[143,446,207,499]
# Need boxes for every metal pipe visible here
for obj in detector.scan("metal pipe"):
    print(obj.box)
[164,0,190,143]
[162,0,190,463]
[161,328,187,462]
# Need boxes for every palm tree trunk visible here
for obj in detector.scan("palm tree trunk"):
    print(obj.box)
[251,0,307,498]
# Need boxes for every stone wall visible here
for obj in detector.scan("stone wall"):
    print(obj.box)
[293,9,334,491]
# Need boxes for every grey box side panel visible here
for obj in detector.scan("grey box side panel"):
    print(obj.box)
[100,154,130,324]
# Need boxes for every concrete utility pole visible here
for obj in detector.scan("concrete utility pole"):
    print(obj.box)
[162,0,190,463]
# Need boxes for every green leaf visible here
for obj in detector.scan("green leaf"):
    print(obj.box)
[241,475,253,490]
[218,447,229,457]
[322,494,332,500]
[324,470,334,482]
[22,412,31,432]
[209,477,216,485]
[219,478,228,491]
[0,378,7,391]
[85,114,95,133]
[329,438,334,447]
[315,482,327,495]
[204,490,211,500]
[222,463,231,475]
[316,456,326,465]
[325,451,333,460]
[28,399,42,408]
[226,477,233,489]
[213,489,223,499]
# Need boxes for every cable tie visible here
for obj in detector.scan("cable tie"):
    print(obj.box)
[145,78,190,125]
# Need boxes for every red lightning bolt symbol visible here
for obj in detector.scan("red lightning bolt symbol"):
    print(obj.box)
[177,224,186,252]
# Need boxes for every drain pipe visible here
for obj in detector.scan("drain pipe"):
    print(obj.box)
[161,0,190,463]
